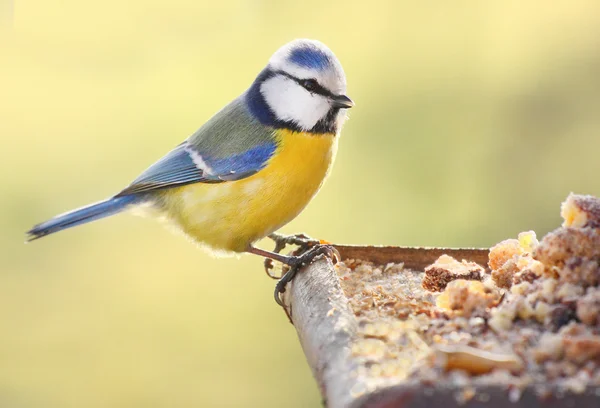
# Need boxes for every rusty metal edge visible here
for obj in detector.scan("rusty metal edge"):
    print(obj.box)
[351,382,600,408]
[332,244,490,270]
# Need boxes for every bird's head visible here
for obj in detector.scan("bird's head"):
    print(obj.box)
[246,39,353,134]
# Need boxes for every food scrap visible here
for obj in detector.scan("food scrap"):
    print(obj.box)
[333,193,600,402]
[422,255,484,291]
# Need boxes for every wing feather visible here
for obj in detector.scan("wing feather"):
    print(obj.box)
[117,97,277,197]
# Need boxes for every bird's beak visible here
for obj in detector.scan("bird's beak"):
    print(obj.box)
[331,94,354,109]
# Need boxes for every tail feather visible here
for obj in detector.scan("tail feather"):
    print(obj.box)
[27,195,138,242]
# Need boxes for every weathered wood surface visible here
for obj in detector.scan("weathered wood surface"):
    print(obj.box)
[281,256,358,408]
[282,245,600,408]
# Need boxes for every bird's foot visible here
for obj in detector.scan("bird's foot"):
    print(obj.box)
[263,233,321,279]
[273,244,340,307]
[268,232,320,250]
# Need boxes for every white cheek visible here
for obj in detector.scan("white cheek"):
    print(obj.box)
[261,76,330,131]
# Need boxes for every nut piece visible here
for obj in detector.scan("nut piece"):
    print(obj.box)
[423,255,484,292]
[563,335,600,364]
[433,344,523,375]
[330,193,600,400]
[561,193,600,228]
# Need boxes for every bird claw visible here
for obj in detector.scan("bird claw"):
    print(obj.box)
[264,232,321,279]
[263,258,280,279]
[268,232,320,250]
[274,244,340,307]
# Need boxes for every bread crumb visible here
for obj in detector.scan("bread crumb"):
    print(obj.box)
[518,231,539,252]
[327,193,600,402]
[533,228,600,279]
[489,233,542,289]
[422,255,484,292]
[533,333,564,362]
[561,193,600,228]
[576,288,600,326]
[488,302,517,332]
[436,280,499,316]
[489,239,522,271]
[556,283,584,300]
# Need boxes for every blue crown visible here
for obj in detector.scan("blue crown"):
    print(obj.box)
[288,45,332,70]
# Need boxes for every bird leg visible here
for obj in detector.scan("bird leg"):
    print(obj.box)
[262,232,321,279]
[247,244,341,307]
[268,232,320,249]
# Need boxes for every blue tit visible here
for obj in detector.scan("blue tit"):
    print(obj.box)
[27,39,354,302]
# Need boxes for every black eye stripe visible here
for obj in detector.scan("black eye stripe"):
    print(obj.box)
[276,71,334,98]
[299,78,319,92]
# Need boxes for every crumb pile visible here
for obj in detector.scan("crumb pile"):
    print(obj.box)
[335,193,600,401]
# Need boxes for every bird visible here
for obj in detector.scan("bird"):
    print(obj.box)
[27,39,353,304]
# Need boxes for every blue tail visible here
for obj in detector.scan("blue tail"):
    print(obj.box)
[27,195,139,242]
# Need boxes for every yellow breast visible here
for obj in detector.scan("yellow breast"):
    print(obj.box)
[160,129,338,253]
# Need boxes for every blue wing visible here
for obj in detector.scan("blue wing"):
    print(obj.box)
[117,97,277,197]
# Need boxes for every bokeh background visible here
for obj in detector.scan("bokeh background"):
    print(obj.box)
[2,1,600,407]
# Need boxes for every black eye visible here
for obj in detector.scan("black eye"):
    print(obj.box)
[300,78,319,92]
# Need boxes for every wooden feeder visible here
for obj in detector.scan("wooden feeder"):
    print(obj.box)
[280,242,600,408]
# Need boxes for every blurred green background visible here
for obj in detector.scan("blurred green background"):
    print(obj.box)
[2,1,600,407]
